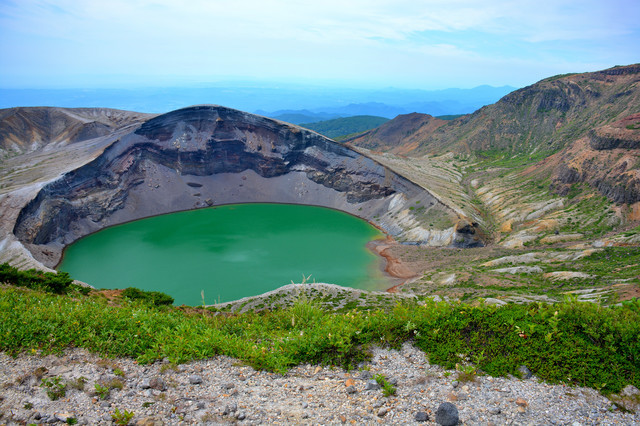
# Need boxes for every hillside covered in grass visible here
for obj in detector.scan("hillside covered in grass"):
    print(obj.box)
[1,263,639,396]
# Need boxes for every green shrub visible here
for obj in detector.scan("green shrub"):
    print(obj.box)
[41,376,66,400]
[121,287,174,306]
[0,263,86,295]
[374,373,396,396]
[112,408,134,425]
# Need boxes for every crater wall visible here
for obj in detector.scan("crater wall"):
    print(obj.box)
[12,105,482,268]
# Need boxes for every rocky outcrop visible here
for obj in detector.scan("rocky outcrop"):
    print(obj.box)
[12,105,479,267]
[0,107,154,158]
[551,113,640,204]
[588,113,640,150]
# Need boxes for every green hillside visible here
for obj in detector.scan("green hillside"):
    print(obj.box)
[300,115,389,140]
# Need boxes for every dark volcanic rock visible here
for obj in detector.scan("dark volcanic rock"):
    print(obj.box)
[435,402,459,425]
[13,105,468,267]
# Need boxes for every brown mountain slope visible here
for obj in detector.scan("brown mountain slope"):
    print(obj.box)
[546,113,640,205]
[351,64,640,157]
[345,113,446,154]
[0,107,155,158]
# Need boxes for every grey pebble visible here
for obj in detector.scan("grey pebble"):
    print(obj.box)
[365,379,380,391]
[415,411,429,422]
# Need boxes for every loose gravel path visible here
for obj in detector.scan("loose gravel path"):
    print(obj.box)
[1,344,638,425]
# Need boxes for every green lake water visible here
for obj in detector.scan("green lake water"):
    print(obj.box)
[58,203,389,306]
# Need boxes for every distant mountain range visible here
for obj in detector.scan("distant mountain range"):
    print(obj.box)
[0,85,516,121]
[256,85,516,123]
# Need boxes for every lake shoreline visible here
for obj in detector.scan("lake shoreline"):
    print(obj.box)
[367,237,420,293]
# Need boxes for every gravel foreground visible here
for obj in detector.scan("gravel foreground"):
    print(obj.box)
[1,344,638,425]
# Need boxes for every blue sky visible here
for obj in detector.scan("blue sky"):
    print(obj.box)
[0,0,638,90]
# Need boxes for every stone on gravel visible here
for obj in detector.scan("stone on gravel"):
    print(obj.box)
[610,384,640,413]
[345,385,357,394]
[415,411,429,422]
[360,370,372,380]
[435,402,459,426]
[377,407,389,417]
[189,374,203,384]
[365,379,380,391]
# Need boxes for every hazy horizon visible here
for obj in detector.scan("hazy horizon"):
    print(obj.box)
[0,83,518,117]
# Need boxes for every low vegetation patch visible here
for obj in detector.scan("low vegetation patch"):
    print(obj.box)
[0,277,638,395]
[121,286,174,306]
[0,262,89,295]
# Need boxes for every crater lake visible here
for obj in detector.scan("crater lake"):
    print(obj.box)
[58,203,389,305]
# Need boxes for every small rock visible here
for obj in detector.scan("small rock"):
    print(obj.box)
[146,376,167,391]
[377,407,389,417]
[54,412,73,422]
[223,403,237,415]
[435,402,459,426]
[516,397,528,407]
[302,402,308,409]
[189,375,203,385]
[489,407,501,415]
[611,384,640,412]
[451,380,459,388]
[346,385,357,394]
[518,365,533,379]
[313,366,322,375]
[517,406,527,414]
[461,385,469,393]
[415,411,429,422]
[339,414,347,423]
[136,417,162,426]
[221,382,234,390]
[237,412,246,420]
[365,379,380,391]
[345,378,355,387]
